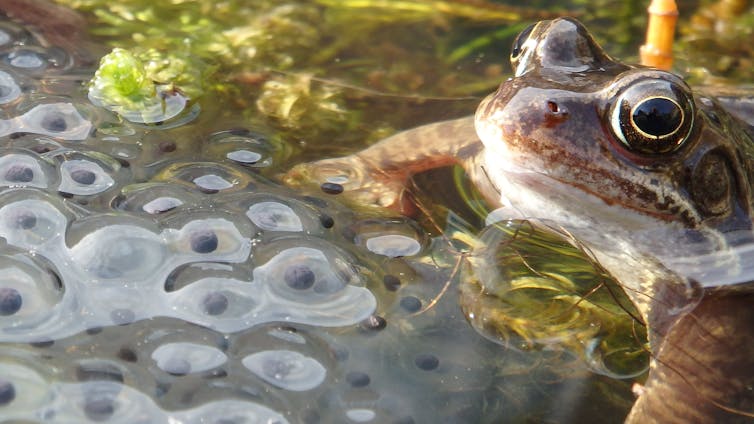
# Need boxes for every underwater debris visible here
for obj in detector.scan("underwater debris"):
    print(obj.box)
[256,73,351,132]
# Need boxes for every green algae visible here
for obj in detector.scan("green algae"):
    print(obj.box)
[88,47,201,123]
[91,48,154,102]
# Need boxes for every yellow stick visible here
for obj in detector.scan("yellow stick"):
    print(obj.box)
[640,0,678,70]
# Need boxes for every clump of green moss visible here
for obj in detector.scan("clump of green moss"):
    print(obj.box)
[88,47,203,123]
[91,48,154,102]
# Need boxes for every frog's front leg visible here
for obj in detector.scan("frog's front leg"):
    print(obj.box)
[283,116,480,214]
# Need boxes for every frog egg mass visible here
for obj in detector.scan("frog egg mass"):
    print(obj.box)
[0,9,506,424]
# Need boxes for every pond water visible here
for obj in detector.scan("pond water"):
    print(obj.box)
[0,1,749,423]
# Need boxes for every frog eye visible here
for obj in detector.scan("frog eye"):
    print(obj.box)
[511,23,536,60]
[510,22,540,77]
[609,79,694,154]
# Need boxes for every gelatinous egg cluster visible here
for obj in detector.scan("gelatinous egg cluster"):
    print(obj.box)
[0,15,408,423]
[0,12,637,424]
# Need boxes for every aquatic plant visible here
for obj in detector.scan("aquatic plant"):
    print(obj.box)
[460,220,649,379]
[56,0,569,141]
[88,47,203,123]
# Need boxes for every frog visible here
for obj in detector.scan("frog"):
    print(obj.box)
[285,17,754,423]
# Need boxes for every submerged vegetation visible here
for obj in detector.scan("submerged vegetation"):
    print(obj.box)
[60,0,754,139]
[460,220,648,378]
[58,0,578,146]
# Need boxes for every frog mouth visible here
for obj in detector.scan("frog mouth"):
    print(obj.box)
[486,158,754,289]
[501,163,678,222]
[484,154,682,229]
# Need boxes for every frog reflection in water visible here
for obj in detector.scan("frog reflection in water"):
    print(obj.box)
[286,18,754,423]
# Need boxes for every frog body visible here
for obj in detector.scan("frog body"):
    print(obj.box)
[286,17,754,423]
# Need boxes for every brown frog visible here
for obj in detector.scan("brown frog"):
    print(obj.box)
[286,18,754,423]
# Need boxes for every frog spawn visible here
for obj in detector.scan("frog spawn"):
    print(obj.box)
[0,12,637,424]
[0,186,376,340]
[0,16,410,421]
[0,358,289,423]
[0,169,382,420]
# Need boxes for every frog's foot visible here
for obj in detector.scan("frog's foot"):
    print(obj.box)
[282,155,415,215]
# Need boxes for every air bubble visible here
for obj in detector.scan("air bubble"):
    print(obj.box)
[0,71,20,104]
[227,149,262,164]
[365,235,421,257]
[152,342,228,375]
[346,409,376,422]
[7,49,44,69]
[247,202,303,232]
[142,197,183,214]
[351,220,426,257]
[193,174,233,191]
[242,350,326,391]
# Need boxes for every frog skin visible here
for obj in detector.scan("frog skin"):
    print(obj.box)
[286,18,754,423]
[0,0,95,66]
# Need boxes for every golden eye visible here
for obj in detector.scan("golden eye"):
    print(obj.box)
[609,78,694,154]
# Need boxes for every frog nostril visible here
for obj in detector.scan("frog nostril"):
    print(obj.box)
[543,101,568,127]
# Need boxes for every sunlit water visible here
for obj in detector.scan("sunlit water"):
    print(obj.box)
[0,9,649,424]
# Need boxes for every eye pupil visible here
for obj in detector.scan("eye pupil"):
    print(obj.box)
[632,97,682,137]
